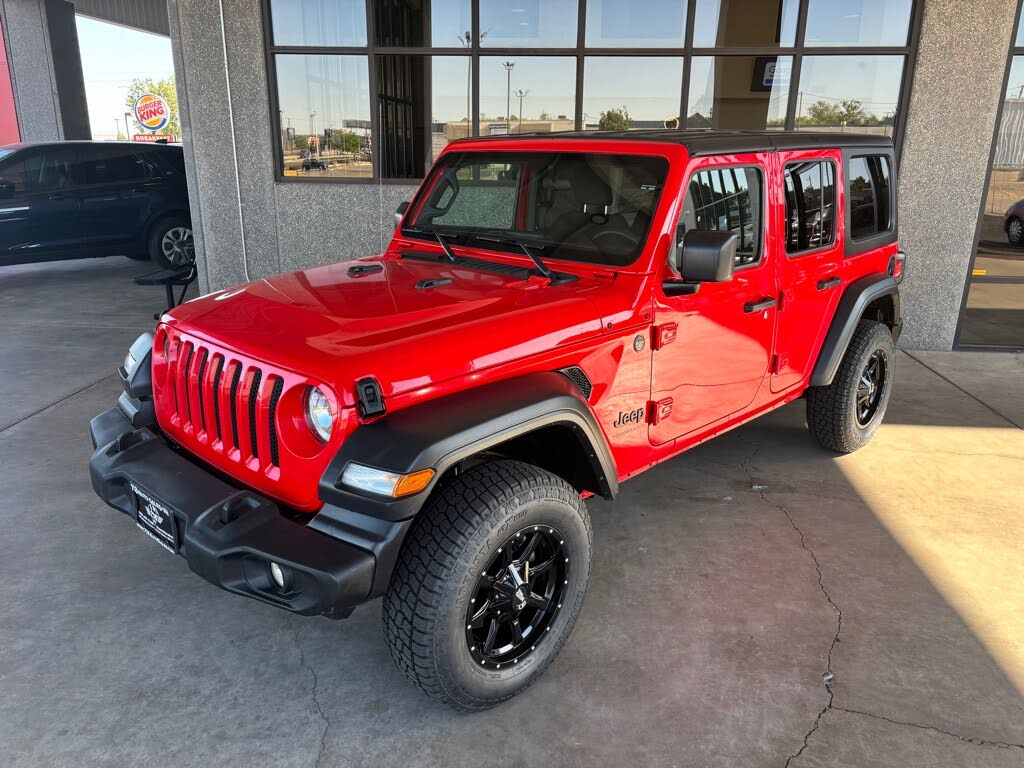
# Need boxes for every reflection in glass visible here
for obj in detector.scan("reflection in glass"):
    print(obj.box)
[961,284,1024,347]
[275,55,372,179]
[583,57,683,130]
[478,57,575,135]
[688,56,791,130]
[784,161,835,252]
[373,0,471,47]
[795,56,904,134]
[270,0,367,47]
[692,0,797,47]
[805,0,912,47]
[586,0,686,48]
[431,57,470,161]
[479,0,578,48]
[679,167,762,266]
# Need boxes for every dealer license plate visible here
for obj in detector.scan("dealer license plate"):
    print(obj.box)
[131,484,178,554]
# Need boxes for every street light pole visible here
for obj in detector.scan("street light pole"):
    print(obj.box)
[124,112,132,140]
[502,61,515,128]
[515,89,529,133]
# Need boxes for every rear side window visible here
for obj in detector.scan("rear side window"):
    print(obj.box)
[678,166,762,267]
[848,155,891,239]
[79,148,147,185]
[784,161,836,254]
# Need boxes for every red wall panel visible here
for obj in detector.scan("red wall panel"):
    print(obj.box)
[0,22,20,145]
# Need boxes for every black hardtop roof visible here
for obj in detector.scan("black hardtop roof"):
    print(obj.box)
[452,129,893,155]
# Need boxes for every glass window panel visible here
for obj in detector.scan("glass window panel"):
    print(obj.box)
[431,57,470,162]
[687,56,791,130]
[960,283,1024,347]
[79,147,147,185]
[372,0,472,47]
[805,0,912,47]
[275,54,372,180]
[479,57,576,134]
[677,167,762,266]
[784,161,835,253]
[982,59,1024,258]
[693,0,797,47]
[583,57,683,130]
[0,156,29,196]
[270,0,367,47]
[585,0,686,48]
[1018,16,1024,47]
[795,56,904,135]
[848,155,891,239]
[479,0,578,48]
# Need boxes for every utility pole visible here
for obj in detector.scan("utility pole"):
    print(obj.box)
[124,112,132,140]
[515,89,529,132]
[309,112,318,156]
[502,61,515,128]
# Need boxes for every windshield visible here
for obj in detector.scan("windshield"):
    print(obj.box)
[405,151,669,267]
[0,149,14,162]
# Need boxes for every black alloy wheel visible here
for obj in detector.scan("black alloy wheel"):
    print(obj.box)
[855,349,887,427]
[466,525,567,668]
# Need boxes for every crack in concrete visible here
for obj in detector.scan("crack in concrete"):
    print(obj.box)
[738,439,1023,765]
[290,623,330,768]
[833,706,1024,751]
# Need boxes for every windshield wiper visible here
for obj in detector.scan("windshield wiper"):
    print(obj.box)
[402,225,457,263]
[471,234,554,281]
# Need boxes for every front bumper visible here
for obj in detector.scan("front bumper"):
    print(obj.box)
[89,406,375,618]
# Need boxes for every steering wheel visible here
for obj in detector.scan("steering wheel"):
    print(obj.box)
[591,228,641,253]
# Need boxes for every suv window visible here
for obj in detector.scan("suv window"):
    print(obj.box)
[20,148,75,193]
[79,147,147,185]
[0,156,29,196]
[784,160,836,254]
[678,166,762,267]
[848,155,891,240]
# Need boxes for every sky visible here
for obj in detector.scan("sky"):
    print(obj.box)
[76,15,175,140]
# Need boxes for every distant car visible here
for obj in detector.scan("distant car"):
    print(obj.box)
[1005,199,1024,246]
[0,141,193,268]
[302,158,328,171]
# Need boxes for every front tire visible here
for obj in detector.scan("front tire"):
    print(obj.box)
[1008,216,1024,247]
[148,216,195,269]
[382,460,592,710]
[806,319,895,453]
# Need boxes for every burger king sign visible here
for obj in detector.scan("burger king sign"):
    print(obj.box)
[133,94,170,133]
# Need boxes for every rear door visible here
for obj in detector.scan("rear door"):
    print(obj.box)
[649,154,777,445]
[75,144,152,254]
[770,150,845,392]
[0,146,81,264]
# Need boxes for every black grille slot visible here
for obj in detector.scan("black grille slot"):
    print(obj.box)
[182,345,195,424]
[248,369,263,459]
[211,357,225,441]
[268,377,284,467]
[559,366,593,400]
[229,363,242,448]
[195,349,209,433]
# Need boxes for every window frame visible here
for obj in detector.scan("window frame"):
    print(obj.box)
[678,162,766,270]
[842,148,897,257]
[783,158,837,258]
[260,0,923,185]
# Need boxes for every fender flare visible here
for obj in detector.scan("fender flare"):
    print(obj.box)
[810,274,900,387]
[308,372,618,597]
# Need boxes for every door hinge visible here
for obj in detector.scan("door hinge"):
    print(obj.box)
[771,354,789,375]
[653,322,678,350]
[778,289,795,311]
[648,397,674,425]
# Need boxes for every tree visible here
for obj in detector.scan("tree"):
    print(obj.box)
[598,107,631,131]
[331,130,365,153]
[802,98,866,127]
[539,110,552,120]
[125,76,181,138]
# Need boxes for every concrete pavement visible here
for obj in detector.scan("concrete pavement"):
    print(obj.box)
[1,257,1021,767]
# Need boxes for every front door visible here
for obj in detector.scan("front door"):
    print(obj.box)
[770,150,845,392]
[0,147,81,264]
[76,144,152,254]
[649,155,776,446]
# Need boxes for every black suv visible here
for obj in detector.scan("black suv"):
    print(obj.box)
[0,141,193,268]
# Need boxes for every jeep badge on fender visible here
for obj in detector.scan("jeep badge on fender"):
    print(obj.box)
[89,130,901,710]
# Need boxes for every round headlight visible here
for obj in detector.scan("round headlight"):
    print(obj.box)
[305,386,333,443]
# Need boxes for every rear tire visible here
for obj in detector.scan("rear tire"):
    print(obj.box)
[148,216,194,269]
[806,320,895,453]
[382,460,592,710]
[1008,216,1024,247]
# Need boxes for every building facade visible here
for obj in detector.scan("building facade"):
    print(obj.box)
[2,0,1023,350]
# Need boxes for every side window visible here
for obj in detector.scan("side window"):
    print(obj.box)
[24,148,74,193]
[79,148,147,185]
[848,155,891,240]
[784,160,836,254]
[0,156,29,196]
[678,166,762,267]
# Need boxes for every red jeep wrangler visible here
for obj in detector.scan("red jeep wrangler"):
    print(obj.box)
[90,130,904,709]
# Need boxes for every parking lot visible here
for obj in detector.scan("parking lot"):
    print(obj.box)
[1,257,1022,767]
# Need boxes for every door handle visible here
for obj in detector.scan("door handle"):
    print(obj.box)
[817,276,842,291]
[744,297,777,313]
[48,193,66,200]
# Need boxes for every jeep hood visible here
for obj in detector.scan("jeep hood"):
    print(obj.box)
[165,257,606,404]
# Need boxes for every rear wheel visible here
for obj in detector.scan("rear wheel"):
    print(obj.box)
[806,319,895,453]
[1008,216,1023,246]
[148,216,194,269]
[382,460,592,710]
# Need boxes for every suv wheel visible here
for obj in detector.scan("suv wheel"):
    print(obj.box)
[149,216,195,269]
[1008,216,1023,246]
[806,319,895,454]
[382,460,592,710]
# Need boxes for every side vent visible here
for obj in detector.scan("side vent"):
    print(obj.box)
[559,366,593,400]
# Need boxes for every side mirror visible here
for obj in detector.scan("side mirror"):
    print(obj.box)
[394,200,409,229]
[676,229,736,283]
[0,178,14,199]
